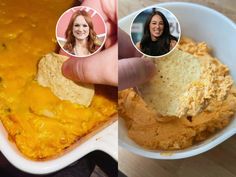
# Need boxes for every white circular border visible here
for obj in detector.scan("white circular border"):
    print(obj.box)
[55,6,107,58]
[130,6,182,58]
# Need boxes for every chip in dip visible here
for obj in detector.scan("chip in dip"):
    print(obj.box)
[119,37,236,150]
[37,53,94,107]
[139,49,233,117]
[0,0,117,160]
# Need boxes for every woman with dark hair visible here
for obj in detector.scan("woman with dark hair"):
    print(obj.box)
[63,10,101,57]
[136,11,178,56]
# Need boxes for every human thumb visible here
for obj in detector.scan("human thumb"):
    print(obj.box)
[118,58,156,90]
[62,44,118,86]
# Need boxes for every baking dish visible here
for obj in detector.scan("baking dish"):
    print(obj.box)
[0,114,117,174]
[119,2,236,159]
[0,0,118,174]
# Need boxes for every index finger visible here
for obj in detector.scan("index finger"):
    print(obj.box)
[118,28,142,59]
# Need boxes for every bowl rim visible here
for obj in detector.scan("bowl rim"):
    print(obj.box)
[119,2,236,29]
[118,1,236,159]
[119,121,235,159]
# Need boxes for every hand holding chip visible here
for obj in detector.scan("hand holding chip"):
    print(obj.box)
[118,29,156,90]
[61,0,118,86]
[61,0,155,89]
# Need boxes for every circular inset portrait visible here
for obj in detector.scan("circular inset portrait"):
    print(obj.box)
[130,7,181,57]
[56,6,107,57]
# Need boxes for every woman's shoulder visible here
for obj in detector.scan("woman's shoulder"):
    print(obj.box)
[135,41,141,49]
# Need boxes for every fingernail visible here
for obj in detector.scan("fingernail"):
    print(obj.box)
[62,60,73,79]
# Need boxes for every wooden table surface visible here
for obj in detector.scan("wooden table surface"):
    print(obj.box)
[118,0,236,177]
[119,137,236,177]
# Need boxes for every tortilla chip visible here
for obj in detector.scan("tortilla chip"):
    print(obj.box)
[36,53,94,107]
[139,49,203,117]
[139,49,233,117]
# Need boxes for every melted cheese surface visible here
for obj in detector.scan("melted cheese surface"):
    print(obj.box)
[0,0,117,159]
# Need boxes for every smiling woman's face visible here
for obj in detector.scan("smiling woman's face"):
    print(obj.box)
[73,15,90,40]
[149,14,164,40]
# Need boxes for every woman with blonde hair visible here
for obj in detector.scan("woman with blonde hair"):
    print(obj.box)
[64,10,101,57]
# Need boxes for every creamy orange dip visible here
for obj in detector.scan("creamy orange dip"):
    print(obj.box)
[119,38,236,150]
[0,0,117,159]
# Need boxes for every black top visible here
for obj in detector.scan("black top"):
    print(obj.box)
[141,36,177,56]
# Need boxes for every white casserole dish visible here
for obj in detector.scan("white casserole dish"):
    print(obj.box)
[119,2,236,159]
[0,114,118,174]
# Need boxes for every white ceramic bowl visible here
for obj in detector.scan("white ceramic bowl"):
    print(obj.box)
[0,116,118,174]
[119,2,236,159]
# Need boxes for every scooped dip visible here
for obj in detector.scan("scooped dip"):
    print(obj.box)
[119,37,236,150]
[139,44,233,118]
